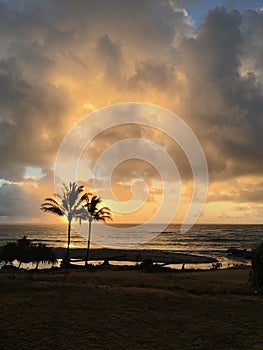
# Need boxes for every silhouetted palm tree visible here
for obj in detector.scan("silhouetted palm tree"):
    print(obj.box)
[82,194,112,268]
[40,182,85,265]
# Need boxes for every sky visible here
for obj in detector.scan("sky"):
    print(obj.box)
[0,0,263,224]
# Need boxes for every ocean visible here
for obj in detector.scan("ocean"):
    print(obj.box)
[0,223,262,268]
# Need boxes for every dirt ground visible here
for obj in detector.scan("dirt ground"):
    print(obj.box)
[0,268,262,350]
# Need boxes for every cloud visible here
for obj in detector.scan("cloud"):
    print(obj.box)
[0,57,74,181]
[0,0,195,181]
[0,168,63,222]
[0,1,262,222]
[241,9,263,84]
[0,182,40,218]
[174,7,263,180]
[128,61,177,92]
[207,176,263,203]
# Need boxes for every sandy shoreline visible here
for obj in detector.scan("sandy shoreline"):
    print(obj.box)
[54,247,217,264]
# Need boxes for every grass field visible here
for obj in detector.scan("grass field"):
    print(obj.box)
[0,268,262,350]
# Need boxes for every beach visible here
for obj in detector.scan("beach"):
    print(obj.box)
[1,223,260,268]
[55,247,217,265]
[0,268,262,350]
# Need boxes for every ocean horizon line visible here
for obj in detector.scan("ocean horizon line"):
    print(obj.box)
[0,222,263,226]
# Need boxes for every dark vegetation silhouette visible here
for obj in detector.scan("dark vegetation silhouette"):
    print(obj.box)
[40,182,85,265]
[0,236,56,269]
[140,258,154,272]
[250,242,263,288]
[81,193,112,268]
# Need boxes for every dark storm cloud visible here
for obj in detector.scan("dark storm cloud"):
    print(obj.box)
[0,0,262,215]
[0,0,193,182]
[241,8,263,84]
[128,61,177,91]
[94,34,124,86]
[0,58,72,180]
[0,182,40,217]
[175,7,263,180]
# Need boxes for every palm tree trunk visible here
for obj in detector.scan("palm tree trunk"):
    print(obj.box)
[85,220,92,268]
[66,222,71,265]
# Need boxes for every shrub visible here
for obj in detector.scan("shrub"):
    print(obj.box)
[140,258,154,272]
[250,243,263,288]
[0,242,18,265]
[31,243,57,269]
[0,236,57,269]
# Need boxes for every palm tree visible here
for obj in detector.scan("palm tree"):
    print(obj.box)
[82,194,112,268]
[40,182,85,265]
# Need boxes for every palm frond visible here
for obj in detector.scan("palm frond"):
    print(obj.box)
[40,206,64,216]
[41,197,60,206]
[95,214,112,222]
[40,182,86,221]
[72,194,87,213]
[84,199,112,222]
[63,183,69,193]
[54,193,62,200]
